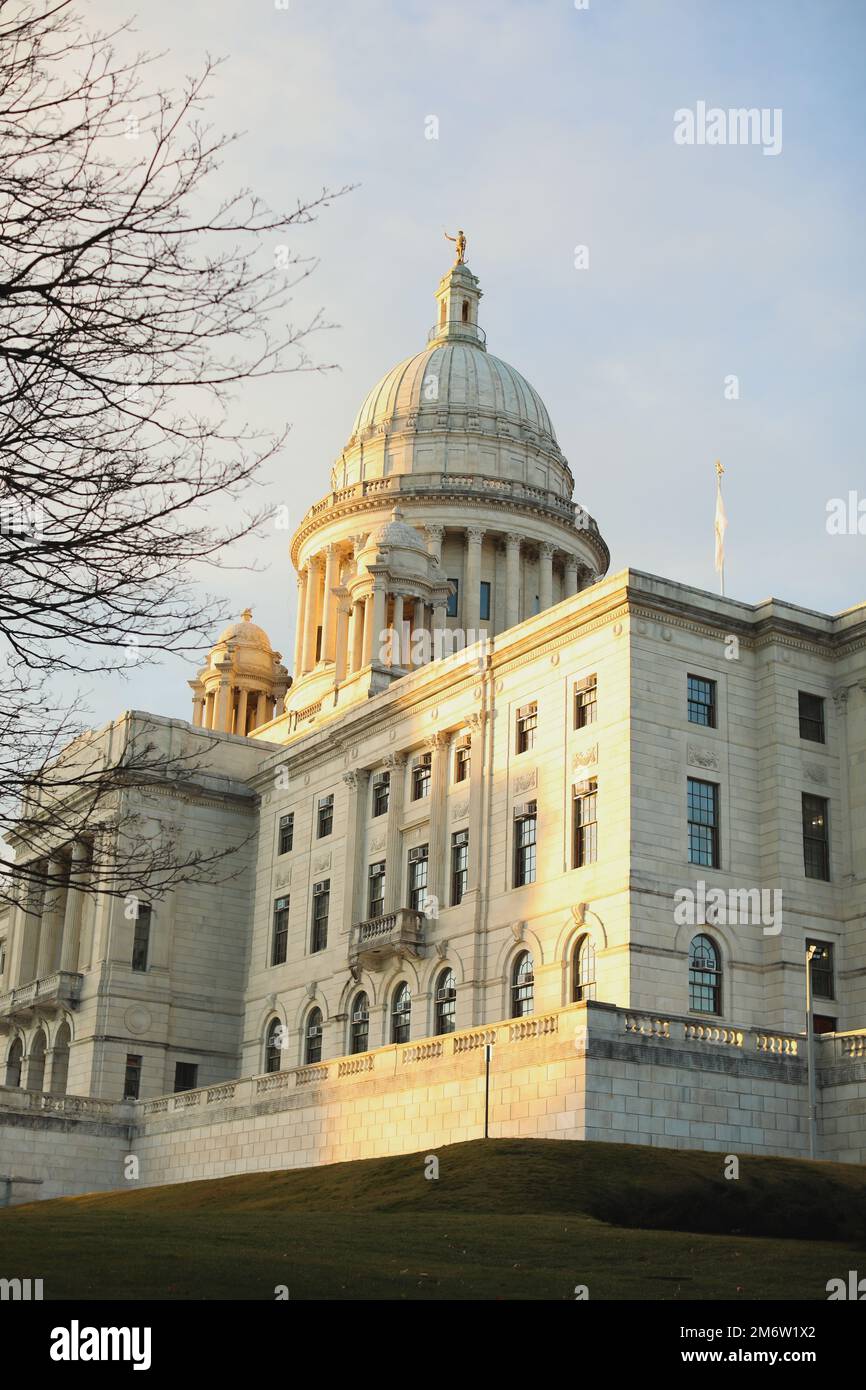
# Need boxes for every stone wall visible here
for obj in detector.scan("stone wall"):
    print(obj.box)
[0,1089,134,1204]
[3,1003,863,1204]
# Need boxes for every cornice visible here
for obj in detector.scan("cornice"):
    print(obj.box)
[291,488,609,571]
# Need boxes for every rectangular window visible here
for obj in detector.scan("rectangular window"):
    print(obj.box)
[479,580,491,621]
[516,702,537,755]
[407,845,429,911]
[446,578,459,618]
[412,752,432,800]
[687,778,719,868]
[131,904,151,973]
[802,794,830,881]
[368,861,386,918]
[454,741,470,784]
[317,793,334,839]
[0,939,6,977]
[799,691,825,743]
[514,801,537,887]
[574,674,597,729]
[573,780,598,868]
[311,880,330,953]
[271,896,289,966]
[451,829,469,906]
[123,1054,142,1101]
[687,675,716,728]
[174,1062,198,1093]
[278,812,294,855]
[372,773,390,817]
[807,940,834,999]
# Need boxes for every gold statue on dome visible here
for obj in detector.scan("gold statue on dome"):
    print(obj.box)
[241,607,253,621]
[444,228,467,264]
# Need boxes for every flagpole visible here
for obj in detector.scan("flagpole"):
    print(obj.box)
[714,460,726,597]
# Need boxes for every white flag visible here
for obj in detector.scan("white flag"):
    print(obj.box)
[714,465,727,575]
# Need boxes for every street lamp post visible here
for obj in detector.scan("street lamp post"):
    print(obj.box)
[805,944,819,1160]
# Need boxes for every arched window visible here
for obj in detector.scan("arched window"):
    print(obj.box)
[461,298,470,323]
[350,992,369,1054]
[27,1028,46,1092]
[689,934,721,1015]
[391,983,411,1044]
[511,950,534,1017]
[572,936,596,1003]
[51,1022,71,1095]
[265,1018,283,1074]
[305,1007,323,1065]
[434,968,456,1035]
[5,1037,23,1088]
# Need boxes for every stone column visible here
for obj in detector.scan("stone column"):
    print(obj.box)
[255,691,268,728]
[235,688,248,737]
[466,713,486,894]
[383,754,406,912]
[214,664,233,733]
[190,687,205,727]
[464,528,484,632]
[431,598,448,658]
[321,545,339,662]
[350,598,365,674]
[334,600,351,685]
[505,533,521,629]
[341,769,370,934]
[427,733,450,909]
[36,854,68,977]
[293,569,308,678]
[204,690,215,729]
[564,555,579,598]
[391,593,404,667]
[301,557,321,672]
[8,867,45,987]
[59,841,90,974]
[370,583,387,666]
[361,591,376,667]
[539,542,554,611]
[425,524,444,565]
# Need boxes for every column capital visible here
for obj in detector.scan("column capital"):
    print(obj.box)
[424,731,451,751]
[383,751,407,770]
[342,768,371,789]
[466,526,485,545]
[425,523,444,541]
[540,540,557,558]
[506,531,522,548]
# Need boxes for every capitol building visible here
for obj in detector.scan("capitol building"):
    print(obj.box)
[1,252,865,1201]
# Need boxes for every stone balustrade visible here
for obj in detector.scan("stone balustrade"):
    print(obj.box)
[0,970,84,1024]
[302,472,596,530]
[348,908,425,971]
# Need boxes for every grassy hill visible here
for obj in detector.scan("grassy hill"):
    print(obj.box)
[2,1138,865,1300]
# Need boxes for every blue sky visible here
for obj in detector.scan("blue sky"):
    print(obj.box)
[82,0,865,728]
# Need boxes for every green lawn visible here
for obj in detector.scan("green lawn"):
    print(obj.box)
[2,1138,864,1300]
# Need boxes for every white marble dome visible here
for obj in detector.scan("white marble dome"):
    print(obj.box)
[348,341,558,451]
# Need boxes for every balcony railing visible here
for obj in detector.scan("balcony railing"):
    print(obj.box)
[348,908,425,971]
[0,971,83,1024]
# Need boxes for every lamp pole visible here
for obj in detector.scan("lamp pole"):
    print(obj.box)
[805,944,818,1160]
[484,1043,493,1139]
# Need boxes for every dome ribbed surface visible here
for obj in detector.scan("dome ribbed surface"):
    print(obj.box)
[350,343,557,448]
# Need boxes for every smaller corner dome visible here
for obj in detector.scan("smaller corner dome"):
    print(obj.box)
[215,608,274,652]
[365,507,428,554]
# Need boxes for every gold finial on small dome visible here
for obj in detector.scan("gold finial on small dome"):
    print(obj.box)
[241,607,253,622]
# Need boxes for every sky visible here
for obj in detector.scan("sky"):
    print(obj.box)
[80,0,865,729]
